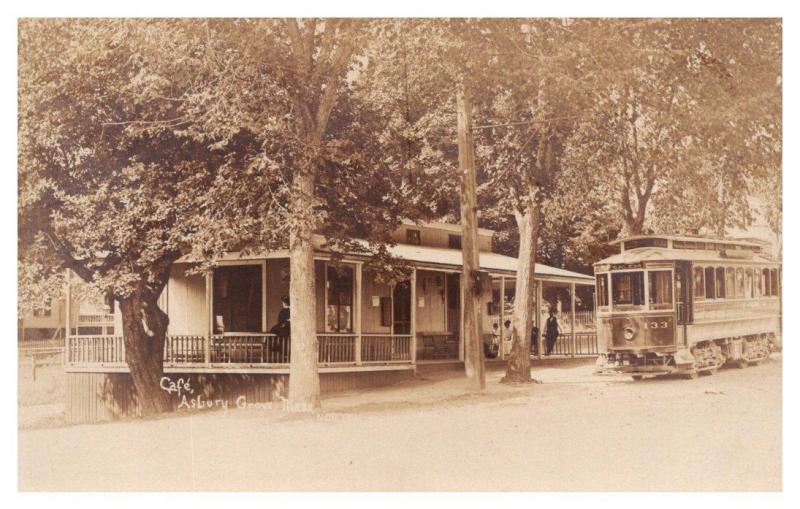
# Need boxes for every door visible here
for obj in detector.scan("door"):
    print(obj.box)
[675,261,692,347]
[392,281,411,335]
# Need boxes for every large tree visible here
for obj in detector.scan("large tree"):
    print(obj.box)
[176,19,425,409]
[561,19,782,237]
[18,19,233,414]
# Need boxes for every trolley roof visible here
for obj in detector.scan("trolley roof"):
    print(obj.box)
[611,234,764,250]
[595,246,777,268]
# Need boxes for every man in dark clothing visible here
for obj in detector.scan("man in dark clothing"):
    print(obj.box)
[275,296,291,336]
[270,296,291,361]
[544,310,560,355]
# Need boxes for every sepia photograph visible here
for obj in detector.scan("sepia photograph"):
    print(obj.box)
[8,3,792,501]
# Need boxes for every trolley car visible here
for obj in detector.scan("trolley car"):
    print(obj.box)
[594,235,781,379]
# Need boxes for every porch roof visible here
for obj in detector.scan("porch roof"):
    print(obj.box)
[388,244,594,283]
[177,238,594,283]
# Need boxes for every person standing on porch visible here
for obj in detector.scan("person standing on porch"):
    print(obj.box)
[544,309,560,355]
[270,296,291,361]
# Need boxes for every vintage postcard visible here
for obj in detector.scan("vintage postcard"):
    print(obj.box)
[15,13,783,496]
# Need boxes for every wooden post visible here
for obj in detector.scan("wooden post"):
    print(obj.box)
[536,280,543,360]
[500,276,506,358]
[410,269,417,368]
[205,272,212,365]
[570,282,577,358]
[457,86,485,391]
[64,269,71,364]
[355,263,363,365]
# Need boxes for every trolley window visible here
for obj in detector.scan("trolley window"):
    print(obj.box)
[595,274,609,309]
[745,268,754,298]
[611,272,644,309]
[770,269,779,297]
[704,267,715,299]
[693,266,705,300]
[735,268,745,298]
[762,268,771,297]
[715,267,726,298]
[648,270,673,310]
[754,268,763,297]
[725,267,736,299]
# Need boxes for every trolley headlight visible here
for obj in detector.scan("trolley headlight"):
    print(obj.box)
[623,327,637,342]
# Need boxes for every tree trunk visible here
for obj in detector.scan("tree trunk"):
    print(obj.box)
[502,202,540,384]
[119,290,172,416]
[456,88,485,391]
[288,169,321,411]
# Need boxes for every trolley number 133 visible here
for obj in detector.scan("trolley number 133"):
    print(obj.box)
[643,320,669,329]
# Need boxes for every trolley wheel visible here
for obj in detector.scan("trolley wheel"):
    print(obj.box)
[631,375,644,381]
[735,358,749,369]
[683,370,699,380]
[700,368,717,376]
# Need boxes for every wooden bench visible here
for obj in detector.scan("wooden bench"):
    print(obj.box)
[419,332,454,359]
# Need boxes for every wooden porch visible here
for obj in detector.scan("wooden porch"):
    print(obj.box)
[65,329,599,372]
[65,333,416,373]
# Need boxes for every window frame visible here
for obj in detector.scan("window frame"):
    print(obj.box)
[324,262,356,333]
[448,234,462,250]
[595,273,610,311]
[735,267,745,298]
[610,270,646,311]
[647,269,675,311]
[693,266,705,301]
[405,229,421,246]
[770,268,779,297]
[211,260,267,335]
[715,267,726,299]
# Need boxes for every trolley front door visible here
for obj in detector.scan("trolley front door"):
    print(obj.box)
[675,261,691,347]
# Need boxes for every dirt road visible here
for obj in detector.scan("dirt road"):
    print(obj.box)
[18,357,781,491]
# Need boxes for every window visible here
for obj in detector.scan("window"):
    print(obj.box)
[725,268,736,299]
[213,265,263,333]
[673,240,705,250]
[770,269,779,297]
[326,265,354,332]
[745,268,754,298]
[693,267,705,300]
[405,229,421,245]
[32,300,52,317]
[754,268,763,297]
[448,234,462,250]
[611,272,645,308]
[735,268,745,298]
[762,268,771,297]
[624,238,668,250]
[596,274,609,308]
[715,267,726,299]
[648,270,673,310]
[704,267,715,299]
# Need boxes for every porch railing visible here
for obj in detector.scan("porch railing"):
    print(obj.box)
[318,334,357,364]
[361,334,412,363]
[535,332,599,357]
[211,334,289,364]
[164,335,205,364]
[68,335,125,364]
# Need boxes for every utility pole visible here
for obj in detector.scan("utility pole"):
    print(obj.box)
[457,85,485,391]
